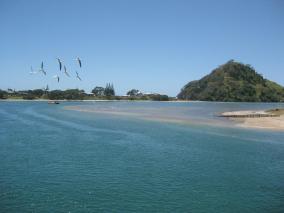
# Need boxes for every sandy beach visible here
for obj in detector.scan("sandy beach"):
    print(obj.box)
[221,109,284,131]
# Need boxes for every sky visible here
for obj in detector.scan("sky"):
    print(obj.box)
[0,0,284,96]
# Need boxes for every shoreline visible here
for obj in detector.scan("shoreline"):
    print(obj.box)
[221,109,284,131]
[0,99,205,103]
[1,99,283,104]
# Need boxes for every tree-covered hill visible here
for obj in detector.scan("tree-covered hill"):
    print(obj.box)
[177,60,284,102]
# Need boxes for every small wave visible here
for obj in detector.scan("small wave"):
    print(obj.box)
[22,107,142,138]
[0,108,37,126]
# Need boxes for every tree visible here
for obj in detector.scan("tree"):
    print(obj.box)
[23,94,36,100]
[64,89,84,100]
[92,86,105,96]
[150,94,169,101]
[47,90,65,100]
[31,89,45,97]
[104,83,115,96]
[0,90,7,99]
[127,89,140,96]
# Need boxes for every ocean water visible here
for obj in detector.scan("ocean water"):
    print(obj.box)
[0,101,283,212]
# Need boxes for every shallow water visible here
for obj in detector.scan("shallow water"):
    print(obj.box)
[0,101,284,212]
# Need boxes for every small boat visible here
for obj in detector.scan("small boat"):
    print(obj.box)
[48,101,60,104]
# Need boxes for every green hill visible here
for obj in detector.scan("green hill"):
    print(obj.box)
[177,60,284,102]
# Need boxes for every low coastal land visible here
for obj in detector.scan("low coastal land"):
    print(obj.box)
[220,109,284,130]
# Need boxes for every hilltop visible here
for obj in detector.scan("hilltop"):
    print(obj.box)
[178,60,284,102]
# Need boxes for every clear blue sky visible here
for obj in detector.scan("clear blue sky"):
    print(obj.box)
[1,0,284,96]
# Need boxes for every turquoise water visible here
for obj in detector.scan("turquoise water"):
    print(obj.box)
[0,101,284,212]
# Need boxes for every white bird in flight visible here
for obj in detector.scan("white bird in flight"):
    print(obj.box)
[64,65,70,77]
[76,57,82,68]
[39,62,46,75]
[53,75,60,82]
[56,58,62,71]
[76,71,82,81]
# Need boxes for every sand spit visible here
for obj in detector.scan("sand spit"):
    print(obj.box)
[65,105,284,131]
[221,109,284,131]
[64,105,226,127]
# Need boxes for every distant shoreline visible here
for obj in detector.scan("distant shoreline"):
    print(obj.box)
[1,99,283,103]
[0,99,200,103]
[0,99,151,102]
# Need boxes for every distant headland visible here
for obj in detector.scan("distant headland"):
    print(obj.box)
[178,60,284,102]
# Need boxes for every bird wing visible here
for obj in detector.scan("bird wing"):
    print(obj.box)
[52,75,59,82]
[57,58,62,70]
[64,70,70,77]
[75,72,81,80]
[41,62,43,69]
[77,58,82,68]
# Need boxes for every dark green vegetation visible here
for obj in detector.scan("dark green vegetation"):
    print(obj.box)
[148,94,169,101]
[104,83,115,96]
[178,60,284,102]
[91,86,105,96]
[0,90,8,99]
[47,89,85,100]
[0,89,86,100]
[125,89,169,101]
[0,84,170,101]
[127,89,141,96]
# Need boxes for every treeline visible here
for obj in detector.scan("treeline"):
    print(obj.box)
[92,83,115,97]
[124,89,170,101]
[0,88,86,100]
[0,84,171,101]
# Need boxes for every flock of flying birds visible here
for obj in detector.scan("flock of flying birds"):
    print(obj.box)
[30,57,82,83]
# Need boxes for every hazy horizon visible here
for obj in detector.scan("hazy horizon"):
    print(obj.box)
[1,0,284,96]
